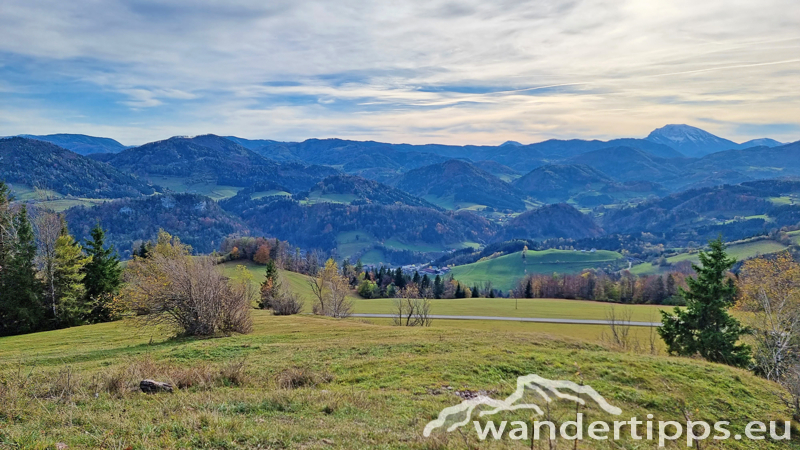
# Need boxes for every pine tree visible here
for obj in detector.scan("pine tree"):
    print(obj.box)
[53,231,91,327]
[0,182,16,335]
[83,223,122,323]
[524,278,534,298]
[433,275,444,299]
[658,238,751,367]
[454,283,464,298]
[259,259,281,309]
[666,274,677,297]
[472,285,481,298]
[421,274,430,290]
[651,276,665,304]
[0,205,45,335]
[394,267,406,289]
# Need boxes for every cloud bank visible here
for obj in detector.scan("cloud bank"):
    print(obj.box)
[1,0,798,145]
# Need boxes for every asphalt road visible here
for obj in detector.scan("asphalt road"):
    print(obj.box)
[350,313,661,327]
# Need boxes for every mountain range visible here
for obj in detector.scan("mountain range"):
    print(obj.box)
[4,124,799,263]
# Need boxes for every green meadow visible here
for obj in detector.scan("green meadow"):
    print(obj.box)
[450,249,624,292]
[0,312,794,449]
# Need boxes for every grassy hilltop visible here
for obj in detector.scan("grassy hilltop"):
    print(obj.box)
[1,313,797,449]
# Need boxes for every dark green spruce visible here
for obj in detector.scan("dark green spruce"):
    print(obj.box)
[658,237,751,368]
[82,223,123,323]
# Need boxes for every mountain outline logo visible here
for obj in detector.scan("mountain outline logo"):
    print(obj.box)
[423,374,622,437]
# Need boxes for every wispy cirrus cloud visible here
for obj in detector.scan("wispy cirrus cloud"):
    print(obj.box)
[0,0,798,145]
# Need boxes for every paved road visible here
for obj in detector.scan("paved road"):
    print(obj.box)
[350,313,661,327]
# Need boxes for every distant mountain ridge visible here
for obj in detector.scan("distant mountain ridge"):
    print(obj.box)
[18,133,129,155]
[0,137,154,198]
[96,134,337,192]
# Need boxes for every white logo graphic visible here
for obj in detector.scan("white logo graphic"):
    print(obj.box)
[423,374,622,437]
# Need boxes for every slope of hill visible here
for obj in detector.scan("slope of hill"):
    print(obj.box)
[223,136,280,150]
[740,138,784,148]
[526,138,684,160]
[475,160,520,181]
[646,124,740,157]
[393,159,527,211]
[0,137,154,198]
[65,193,246,256]
[99,134,337,192]
[513,164,614,202]
[300,174,440,208]
[0,314,791,449]
[450,248,624,291]
[565,146,684,182]
[630,237,789,275]
[503,203,604,240]
[600,183,799,244]
[225,197,497,258]
[688,141,800,179]
[18,133,128,155]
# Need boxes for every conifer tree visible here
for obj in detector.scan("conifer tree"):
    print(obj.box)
[259,259,282,309]
[659,238,751,367]
[83,223,122,323]
[433,275,444,299]
[53,230,91,327]
[394,267,406,289]
[354,259,363,277]
[524,278,534,298]
[0,182,15,335]
[0,205,45,335]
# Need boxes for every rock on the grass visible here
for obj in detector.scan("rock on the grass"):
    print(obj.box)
[139,379,173,394]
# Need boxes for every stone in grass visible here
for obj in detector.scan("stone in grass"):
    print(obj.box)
[139,379,173,394]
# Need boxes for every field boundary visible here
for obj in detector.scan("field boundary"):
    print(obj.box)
[350,313,661,327]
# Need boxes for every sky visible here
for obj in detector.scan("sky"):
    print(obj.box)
[1,0,799,146]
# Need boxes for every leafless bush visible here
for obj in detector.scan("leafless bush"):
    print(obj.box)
[271,291,304,315]
[276,367,333,389]
[120,232,253,336]
[602,306,633,350]
[392,285,432,327]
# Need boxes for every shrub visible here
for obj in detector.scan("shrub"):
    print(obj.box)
[271,292,304,316]
[276,367,333,389]
[120,231,253,336]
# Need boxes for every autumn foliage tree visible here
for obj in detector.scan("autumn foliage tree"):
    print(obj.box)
[308,258,352,318]
[120,231,253,336]
[738,252,800,381]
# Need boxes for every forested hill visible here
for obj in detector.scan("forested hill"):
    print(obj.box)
[96,134,337,192]
[18,133,128,155]
[0,137,154,198]
[224,197,498,253]
[513,164,614,201]
[503,203,605,240]
[65,193,246,256]
[298,174,441,209]
[393,159,528,212]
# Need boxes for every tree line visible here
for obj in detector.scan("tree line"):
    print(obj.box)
[0,182,122,337]
[512,270,690,305]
